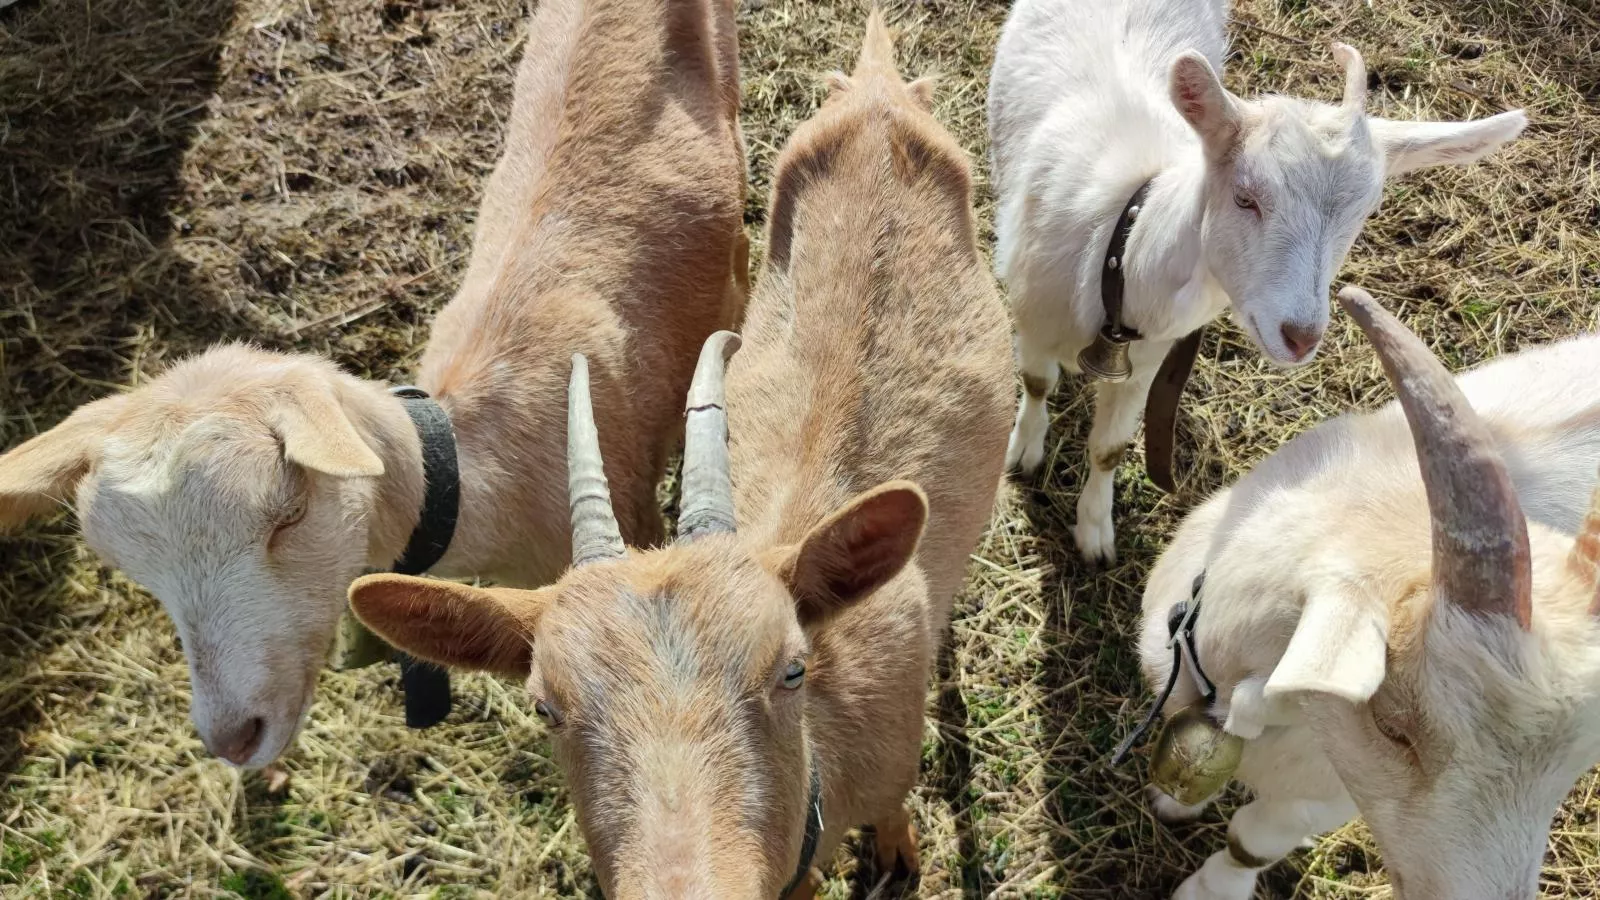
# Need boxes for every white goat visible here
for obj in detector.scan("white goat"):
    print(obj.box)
[988,0,1527,563]
[1136,286,1600,900]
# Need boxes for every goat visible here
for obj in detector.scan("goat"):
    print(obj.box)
[1136,286,1600,900]
[988,0,1527,563]
[0,0,747,768]
[346,12,1013,898]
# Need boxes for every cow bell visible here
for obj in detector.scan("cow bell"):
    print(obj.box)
[1078,325,1134,382]
[1149,705,1243,807]
[333,611,392,670]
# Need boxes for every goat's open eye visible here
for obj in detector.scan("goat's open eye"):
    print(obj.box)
[534,699,564,727]
[780,659,806,690]
[1233,192,1259,212]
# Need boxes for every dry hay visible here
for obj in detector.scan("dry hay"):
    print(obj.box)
[1,0,1598,897]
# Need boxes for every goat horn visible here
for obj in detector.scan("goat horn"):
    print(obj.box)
[1574,470,1600,616]
[1338,286,1532,630]
[1330,43,1367,114]
[567,354,626,567]
[677,331,742,543]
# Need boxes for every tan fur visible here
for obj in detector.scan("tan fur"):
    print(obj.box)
[350,11,1013,897]
[0,0,746,768]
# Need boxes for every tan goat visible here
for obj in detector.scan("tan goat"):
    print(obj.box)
[347,12,1012,898]
[0,0,747,768]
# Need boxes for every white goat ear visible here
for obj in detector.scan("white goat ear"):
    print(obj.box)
[1169,50,1242,159]
[271,385,385,478]
[1369,109,1527,178]
[1264,588,1390,704]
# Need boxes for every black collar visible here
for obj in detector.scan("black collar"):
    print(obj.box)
[388,386,460,729]
[390,386,461,576]
[780,753,825,898]
[1098,180,1152,344]
[1110,571,1217,765]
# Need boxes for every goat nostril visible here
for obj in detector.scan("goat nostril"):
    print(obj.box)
[1279,322,1323,361]
[219,717,266,765]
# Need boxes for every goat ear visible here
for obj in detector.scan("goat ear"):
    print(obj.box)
[906,76,936,111]
[271,385,385,478]
[0,395,125,529]
[1169,50,1242,159]
[769,480,928,627]
[1263,586,1390,704]
[348,574,551,678]
[1369,109,1527,178]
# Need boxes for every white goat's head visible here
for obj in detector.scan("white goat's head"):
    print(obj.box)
[0,345,388,767]
[1254,289,1600,898]
[1168,45,1526,365]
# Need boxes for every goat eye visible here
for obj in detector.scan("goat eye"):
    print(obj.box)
[534,699,563,727]
[780,659,806,690]
[279,497,308,527]
[1373,714,1416,756]
[1233,192,1258,212]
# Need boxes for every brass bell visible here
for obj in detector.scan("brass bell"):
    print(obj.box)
[1149,705,1244,807]
[1078,325,1134,382]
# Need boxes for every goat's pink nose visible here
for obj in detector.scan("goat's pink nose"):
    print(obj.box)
[1279,322,1324,362]
[210,717,266,765]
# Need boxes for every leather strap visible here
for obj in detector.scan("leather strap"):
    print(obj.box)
[389,386,459,729]
[1144,327,1205,493]
[779,753,825,898]
[1099,181,1151,342]
[1111,573,1215,765]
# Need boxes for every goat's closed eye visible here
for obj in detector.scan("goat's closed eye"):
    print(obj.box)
[1233,191,1259,213]
[1373,712,1420,763]
[268,497,308,548]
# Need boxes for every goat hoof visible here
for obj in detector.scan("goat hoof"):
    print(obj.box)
[1004,433,1045,477]
[1146,784,1207,826]
[1073,518,1117,566]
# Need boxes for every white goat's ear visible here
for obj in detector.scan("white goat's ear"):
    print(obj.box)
[1369,109,1527,178]
[1169,50,1242,159]
[1264,588,1390,704]
[271,385,385,478]
[0,394,125,528]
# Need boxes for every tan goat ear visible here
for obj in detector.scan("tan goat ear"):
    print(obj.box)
[0,395,125,528]
[1263,586,1390,704]
[1369,109,1527,178]
[348,574,551,678]
[271,385,385,478]
[771,480,928,627]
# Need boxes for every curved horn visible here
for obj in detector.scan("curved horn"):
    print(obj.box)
[1338,286,1532,629]
[677,331,742,543]
[1573,470,1600,616]
[1330,43,1367,114]
[567,354,625,567]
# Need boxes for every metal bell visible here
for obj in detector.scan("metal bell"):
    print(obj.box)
[1149,705,1244,807]
[1078,325,1134,382]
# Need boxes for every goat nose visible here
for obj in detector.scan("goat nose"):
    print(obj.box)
[211,716,266,765]
[1279,321,1324,361]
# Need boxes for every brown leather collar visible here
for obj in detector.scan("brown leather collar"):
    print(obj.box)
[1088,180,1206,494]
[1099,180,1151,343]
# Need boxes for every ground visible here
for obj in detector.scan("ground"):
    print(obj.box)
[1,0,1597,897]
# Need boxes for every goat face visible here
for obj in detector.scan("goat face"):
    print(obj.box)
[1168,45,1525,367]
[349,484,929,900]
[0,344,385,768]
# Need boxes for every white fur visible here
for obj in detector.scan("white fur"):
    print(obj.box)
[1139,331,1600,899]
[988,0,1528,562]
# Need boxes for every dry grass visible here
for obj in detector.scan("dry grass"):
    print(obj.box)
[1,0,1598,896]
